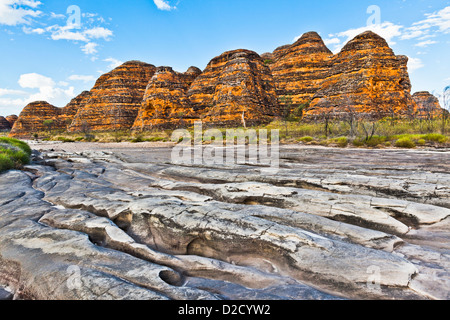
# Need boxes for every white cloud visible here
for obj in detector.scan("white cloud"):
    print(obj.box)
[415,40,438,47]
[0,88,27,96]
[68,74,96,82]
[103,57,123,70]
[18,73,55,88]
[83,26,113,40]
[49,12,65,19]
[0,73,75,114]
[402,6,450,40]
[47,25,89,41]
[408,57,424,72]
[324,38,341,46]
[22,26,44,34]
[81,42,98,55]
[44,25,113,43]
[414,6,450,34]
[0,0,42,26]
[153,0,176,11]
[332,21,403,49]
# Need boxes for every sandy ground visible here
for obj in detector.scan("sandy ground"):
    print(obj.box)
[27,140,176,152]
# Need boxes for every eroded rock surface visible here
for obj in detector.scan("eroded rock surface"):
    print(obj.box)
[0,143,448,300]
[69,61,156,132]
[187,49,280,127]
[9,101,65,138]
[305,31,417,119]
[412,91,444,119]
[0,116,11,131]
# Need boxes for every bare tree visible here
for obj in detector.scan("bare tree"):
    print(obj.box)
[360,116,378,142]
[442,86,450,134]
[280,96,293,137]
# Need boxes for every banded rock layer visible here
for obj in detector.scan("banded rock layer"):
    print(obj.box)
[132,67,201,130]
[412,91,444,119]
[269,32,333,109]
[0,117,11,131]
[69,61,156,132]
[9,101,65,138]
[5,115,18,128]
[187,49,280,127]
[8,31,436,137]
[305,31,417,119]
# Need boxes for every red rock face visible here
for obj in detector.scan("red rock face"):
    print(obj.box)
[9,101,64,138]
[413,91,444,119]
[62,91,91,118]
[59,91,92,130]
[69,61,156,132]
[0,117,11,131]
[304,31,417,119]
[8,31,425,137]
[133,66,196,130]
[5,115,18,128]
[180,66,202,87]
[187,49,280,127]
[269,32,334,109]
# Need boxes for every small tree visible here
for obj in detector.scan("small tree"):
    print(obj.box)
[361,118,378,142]
[280,96,293,137]
[43,119,54,133]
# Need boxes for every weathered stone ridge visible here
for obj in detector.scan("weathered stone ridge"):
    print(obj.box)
[0,117,11,131]
[5,115,18,128]
[133,66,197,130]
[413,91,444,119]
[7,30,432,137]
[1,144,448,300]
[69,61,156,132]
[304,31,417,119]
[187,49,280,126]
[9,101,65,138]
[269,32,334,109]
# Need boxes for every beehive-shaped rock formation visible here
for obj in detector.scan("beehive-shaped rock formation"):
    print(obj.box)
[187,49,279,126]
[305,31,417,119]
[69,61,156,132]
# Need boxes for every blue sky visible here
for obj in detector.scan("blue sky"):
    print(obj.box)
[1,0,449,116]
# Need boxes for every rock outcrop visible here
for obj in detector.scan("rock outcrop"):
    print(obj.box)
[180,66,202,87]
[1,144,449,300]
[187,49,280,127]
[0,117,11,131]
[269,32,334,109]
[9,101,65,138]
[5,115,18,128]
[304,31,417,119]
[69,61,156,132]
[132,67,197,130]
[7,31,431,136]
[413,91,443,119]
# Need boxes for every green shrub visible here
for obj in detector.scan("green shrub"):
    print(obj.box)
[336,137,348,148]
[147,137,165,142]
[365,136,387,147]
[422,133,448,144]
[395,137,416,148]
[298,136,314,143]
[352,139,365,147]
[56,137,75,143]
[0,153,15,172]
[131,135,144,143]
[417,139,426,146]
[0,138,31,173]
[0,137,32,155]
